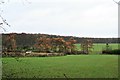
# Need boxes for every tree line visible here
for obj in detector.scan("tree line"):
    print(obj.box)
[2,33,118,47]
[2,33,119,50]
[2,33,77,54]
[2,33,119,56]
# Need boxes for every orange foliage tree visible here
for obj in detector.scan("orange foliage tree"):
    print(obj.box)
[34,37,77,53]
[34,36,52,52]
[64,38,77,54]
[51,38,65,52]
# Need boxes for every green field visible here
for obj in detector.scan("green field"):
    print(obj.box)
[2,55,118,78]
[75,43,118,54]
[2,43,119,78]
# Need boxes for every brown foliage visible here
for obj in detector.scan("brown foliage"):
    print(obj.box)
[34,36,52,52]
[34,36,77,53]
[4,33,17,51]
[81,39,93,54]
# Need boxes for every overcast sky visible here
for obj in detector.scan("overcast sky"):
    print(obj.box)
[0,0,118,38]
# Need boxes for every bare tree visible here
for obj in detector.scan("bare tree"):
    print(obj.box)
[0,0,10,31]
[0,0,30,31]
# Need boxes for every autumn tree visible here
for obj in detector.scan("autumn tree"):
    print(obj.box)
[34,36,52,52]
[3,33,17,52]
[51,38,65,53]
[34,36,77,53]
[81,39,93,54]
[57,38,66,53]
[64,38,77,54]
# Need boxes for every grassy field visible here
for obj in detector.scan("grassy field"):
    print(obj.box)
[2,55,118,78]
[2,43,119,78]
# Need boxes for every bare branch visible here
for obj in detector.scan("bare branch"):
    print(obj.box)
[0,1,5,4]
[0,15,10,31]
[0,15,10,26]
[0,0,31,31]
[113,0,120,5]
[0,25,6,31]
[0,0,10,31]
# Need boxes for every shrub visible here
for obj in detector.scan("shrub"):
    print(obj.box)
[102,49,120,55]
[26,53,65,57]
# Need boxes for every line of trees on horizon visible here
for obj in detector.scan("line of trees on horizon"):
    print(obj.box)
[2,33,77,54]
[2,33,119,46]
[2,33,119,52]
[2,33,119,56]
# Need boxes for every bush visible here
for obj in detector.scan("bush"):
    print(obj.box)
[110,49,120,55]
[2,52,25,57]
[26,53,65,57]
[102,49,120,55]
